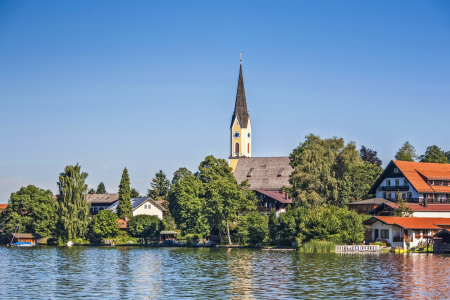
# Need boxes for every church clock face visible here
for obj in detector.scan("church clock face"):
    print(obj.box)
[248,133,251,138]
[234,132,240,138]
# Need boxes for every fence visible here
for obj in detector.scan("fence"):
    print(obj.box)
[335,245,380,252]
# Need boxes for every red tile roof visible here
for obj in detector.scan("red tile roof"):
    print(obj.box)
[394,160,450,193]
[117,219,127,229]
[256,190,292,204]
[0,204,8,210]
[365,216,450,229]
[385,203,450,212]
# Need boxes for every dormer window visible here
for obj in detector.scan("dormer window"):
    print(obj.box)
[386,179,391,186]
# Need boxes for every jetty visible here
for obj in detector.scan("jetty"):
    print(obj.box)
[335,245,380,252]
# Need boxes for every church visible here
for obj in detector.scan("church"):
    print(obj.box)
[229,61,293,215]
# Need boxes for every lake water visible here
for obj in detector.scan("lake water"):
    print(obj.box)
[1,246,449,299]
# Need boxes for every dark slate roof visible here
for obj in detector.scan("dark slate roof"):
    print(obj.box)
[346,198,394,205]
[86,193,119,204]
[256,190,293,204]
[233,157,293,190]
[107,197,166,213]
[230,64,249,129]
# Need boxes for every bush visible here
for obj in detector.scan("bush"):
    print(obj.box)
[127,215,163,243]
[300,240,336,253]
[234,211,268,246]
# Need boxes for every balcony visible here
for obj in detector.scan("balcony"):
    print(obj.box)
[381,185,409,191]
[415,234,422,239]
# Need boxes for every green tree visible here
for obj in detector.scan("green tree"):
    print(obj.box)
[340,162,383,204]
[96,182,107,194]
[196,155,235,184]
[395,141,418,162]
[88,188,95,194]
[1,185,57,238]
[445,151,450,163]
[288,134,360,208]
[420,145,449,164]
[234,211,268,246]
[268,208,279,244]
[148,170,170,200]
[168,175,209,235]
[127,215,162,243]
[56,164,91,241]
[393,193,414,217]
[130,188,140,198]
[92,209,119,238]
[171,167,193,185]
[117,168,132,219]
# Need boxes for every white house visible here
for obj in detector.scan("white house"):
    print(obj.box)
[107,197,166,220]
[364,216,450,249]
[369,160,450,203]
[369,202,450,218]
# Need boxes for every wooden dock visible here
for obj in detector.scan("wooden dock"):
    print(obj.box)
[335,245,380,252]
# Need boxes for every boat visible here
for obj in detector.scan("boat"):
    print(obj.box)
[9,218,35,247]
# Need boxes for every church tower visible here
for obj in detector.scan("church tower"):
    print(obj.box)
[229,62,252,172]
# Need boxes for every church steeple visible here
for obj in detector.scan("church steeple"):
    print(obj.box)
[230,64,249,129]
[229,60,252,172]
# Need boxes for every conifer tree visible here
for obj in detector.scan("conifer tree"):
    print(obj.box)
[395,141,418,162]
[56,164,91,241]
[117,167,132,219]
[96,182,107,194]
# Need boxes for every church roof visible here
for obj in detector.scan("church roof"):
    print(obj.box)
[230,64,249,129]
[233,157,293,190]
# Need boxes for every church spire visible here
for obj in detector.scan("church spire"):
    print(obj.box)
[230,63,249,128]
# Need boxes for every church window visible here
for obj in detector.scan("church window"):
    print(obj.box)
[247,143,250,153]
[235,143,240,155]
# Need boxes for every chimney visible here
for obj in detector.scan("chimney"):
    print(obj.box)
[124,215,129,222]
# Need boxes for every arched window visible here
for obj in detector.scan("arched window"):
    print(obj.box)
[235,143,239,155]
[247,143,250,153]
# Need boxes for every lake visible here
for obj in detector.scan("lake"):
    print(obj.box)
[1,246,449,299]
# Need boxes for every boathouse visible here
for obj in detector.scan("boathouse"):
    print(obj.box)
[10,233,40,246]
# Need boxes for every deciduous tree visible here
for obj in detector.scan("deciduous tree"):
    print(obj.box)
[360,146,382,166]
[127,215,162,243]
[395,141,418,162]
[56,164,91,241]
[420,145,449,164]
[92,209,119,238]
[117,168,132,219]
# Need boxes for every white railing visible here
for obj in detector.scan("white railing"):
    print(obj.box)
[335,245,380,252]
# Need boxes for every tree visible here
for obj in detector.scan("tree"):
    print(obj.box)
[420,145,449,164]
[56,164,91,241]
[445,151,450,163]
[88,188,95,194]
[395,141,418,162]
[360,146,382,166]
[127,215,162,243]
[117,168,132,219]
[130,188,140,198]
[1,185,57,238]
[148,170,170,200]
[234,211,268,246]
[268,208,279,244]
[288,134,360,208]
[196,155,235,184]
[340,162,383,204]
[168,175,208,235]
[92,209,119,238]
[171,167,193,186]
[96,182,107,194]
[393,193,414,217]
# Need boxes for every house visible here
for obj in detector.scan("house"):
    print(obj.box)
[10,233,40,246]
[369,202,450,217]
[363,216,450,248]
[117,219,127,230]
[433,229,450,253]
[369,160,450,203]
[86,193,120,215]
[346,198,394,215]
[107,197,166,220]
[233,157,294,216]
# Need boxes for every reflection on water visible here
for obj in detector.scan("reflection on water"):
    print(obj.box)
[1,246,450,299]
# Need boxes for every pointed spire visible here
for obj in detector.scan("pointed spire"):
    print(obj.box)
[230,63,249,128]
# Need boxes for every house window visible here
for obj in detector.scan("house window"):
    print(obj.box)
[394,168,399,173]
[408,192,412,199]
[381,230,389,239]
[144,205,147,209]
[386,179,391,186]
[402,193,406,199]
[147,204,152,209]
[395,179,399,186]
[404,178,408,186]
[383,192,387,199]
[388,193,392,200]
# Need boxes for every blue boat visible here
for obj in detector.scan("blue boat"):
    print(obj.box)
[10,241,33,247]
[9,219,37,247]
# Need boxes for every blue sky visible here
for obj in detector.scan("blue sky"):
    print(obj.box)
[1,1,450,202]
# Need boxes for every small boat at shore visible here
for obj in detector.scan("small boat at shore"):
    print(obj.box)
[10,241,33,247]
[9,218,35,247]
